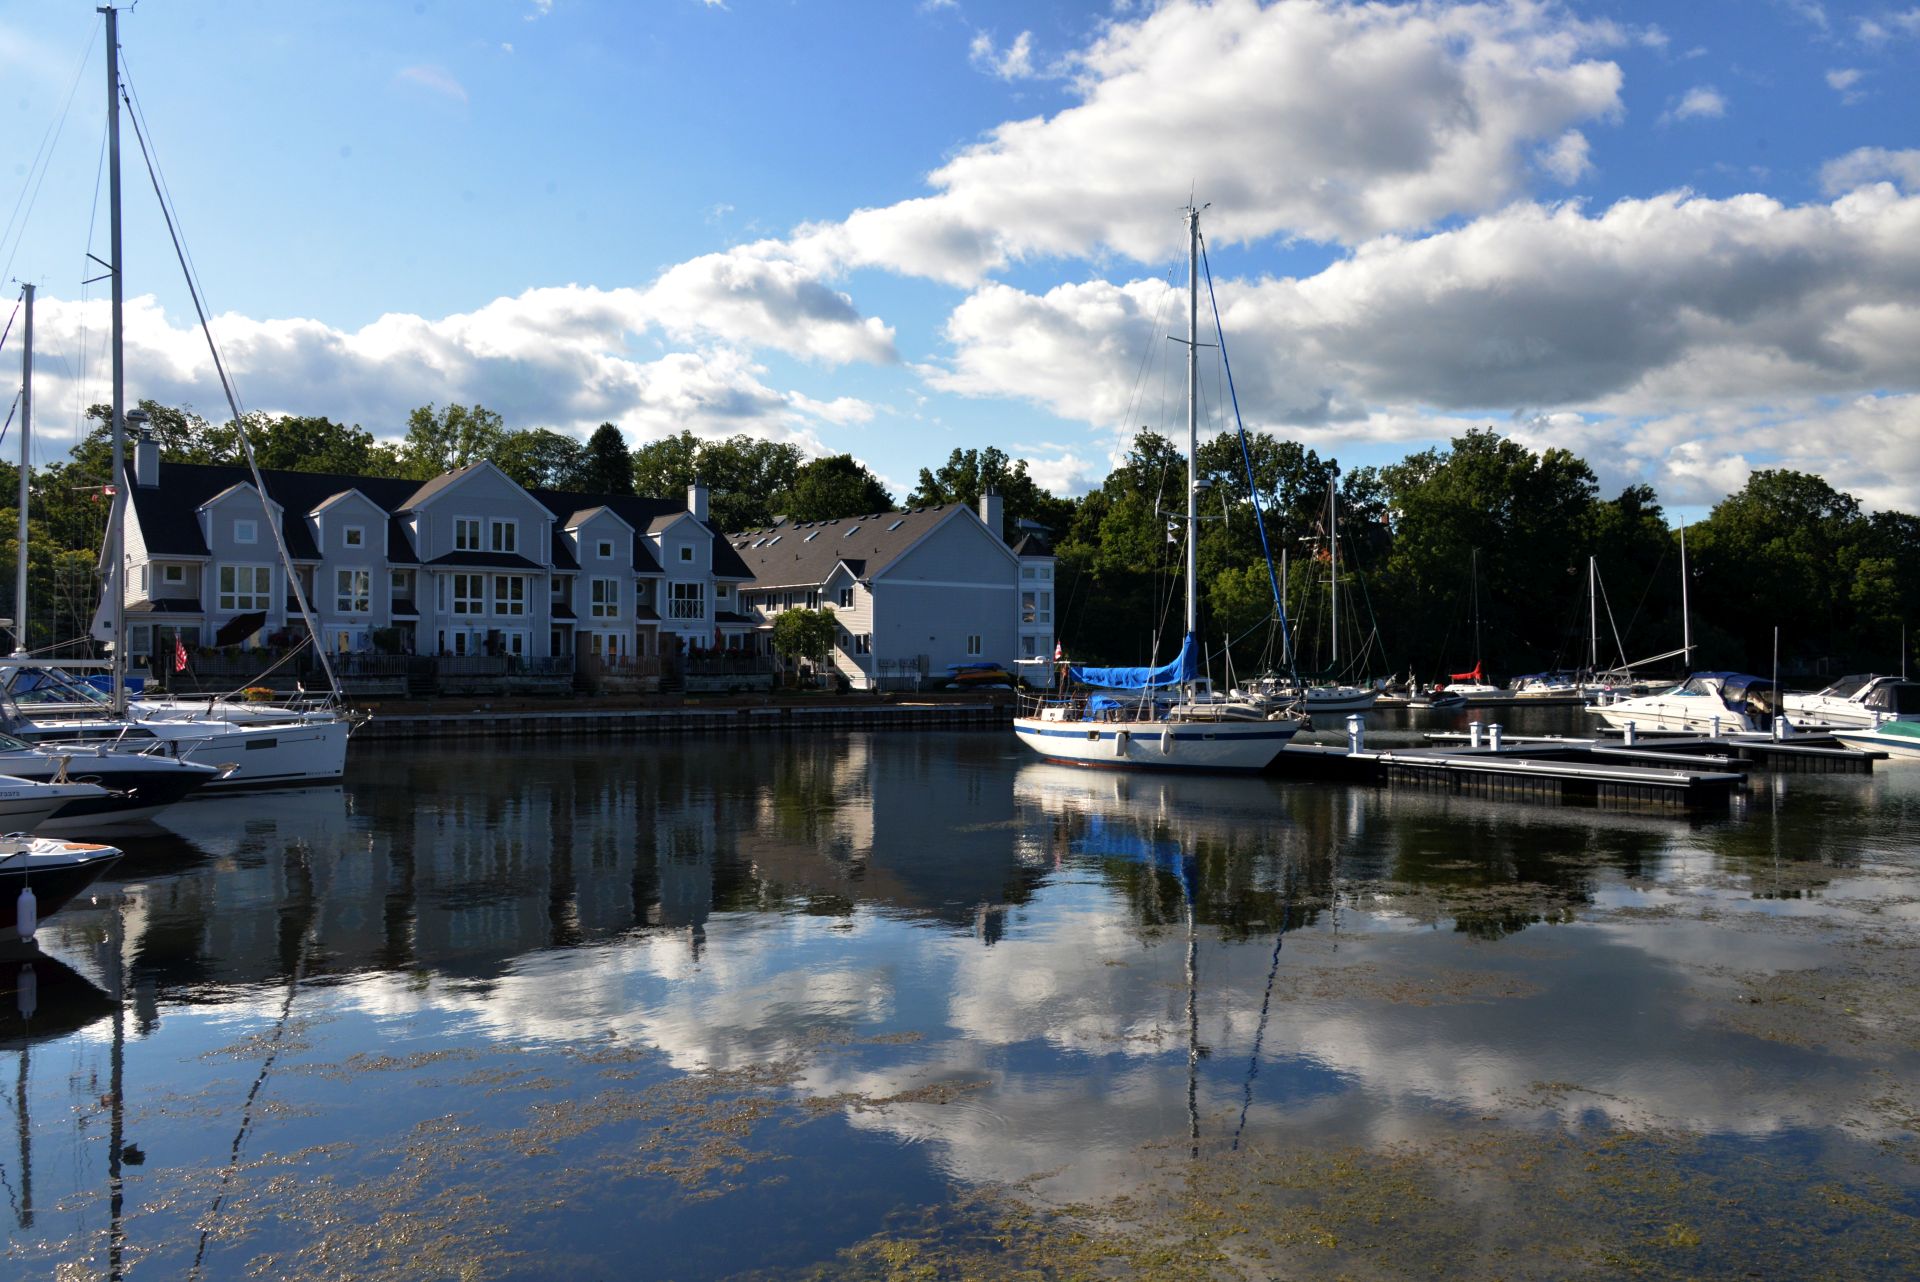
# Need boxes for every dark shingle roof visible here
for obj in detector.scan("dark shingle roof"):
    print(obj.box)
[1010,532,1055,557]
[422,551,544,570]
[727,506,979,590]
[126,597,202,614]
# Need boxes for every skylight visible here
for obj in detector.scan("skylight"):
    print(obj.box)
[886,519,904,531]
[844,525,860,537]
[804,531,820,542]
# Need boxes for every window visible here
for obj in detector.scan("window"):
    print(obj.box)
[1022,566,1036,579]
[669,581,705,620]
[1038,591,1052,624]
[454,517,482,551]
[597,539,613,559]
[452,573,485,615]
[678,545,694,562]
[162,564,184,585]
[1022,635,1037,658]
[715,584,729,601]
[489,519,518,554]
[335,569,371,614]
[551,576,566,597]
[218,565,271,612]
[966,634,982,656]
[837,587,854,608]
[806,590,820,609]
[855,634,871,655]
[138,566,148,592]
[391,569,410,592]
[344,525,365,548]
[590,578,619,618]
[233,519,258,545]
[493,575,526,616]
[129,625,152,656]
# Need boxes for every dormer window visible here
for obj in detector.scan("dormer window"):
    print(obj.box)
[344,525,365,548]
[454,517,482,552]
[234,519,258,545]
[679,546,694,562]
[489,519,518,554]
[162,565,184,585]
[597,539,613,559]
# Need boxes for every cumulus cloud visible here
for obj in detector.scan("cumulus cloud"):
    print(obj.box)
[926,186,1920,507]
[1820,145,1920,194]
[1537,130,1594,184]
[21,288,867,453]
[640,251,899,365]
[394,64,469,106]
[970,30,1036,80]
[1663,85,1725,122]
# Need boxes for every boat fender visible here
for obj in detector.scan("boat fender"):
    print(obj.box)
[1160,724,1174,755]
[15,961,34,1019]
[1114,730,1130,758]
[15,884,35,942]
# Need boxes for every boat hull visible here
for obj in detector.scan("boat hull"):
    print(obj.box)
[15,718,351,788]
[1013,716,1299,771]
[1588,703,1762,734]
[1303,688,1380,714]
[1831,725,1920,758]
[0,754,222,828]
[0,840,122,941]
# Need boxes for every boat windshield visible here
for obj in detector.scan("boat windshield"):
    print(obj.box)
[0,731,32,752]
[1677,677,1717,697]
[1815,674,1875,699]
[2,667,113,709]
[1865,682,1920,715]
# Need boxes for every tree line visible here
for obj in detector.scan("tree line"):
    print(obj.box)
[2,400,1912,680]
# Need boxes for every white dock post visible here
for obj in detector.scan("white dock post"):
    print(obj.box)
[1710,714,1721,738]
[1624,720,1637,745]
[1346,714,1364,753]
[1489,723,1503,751]
[1469,720,1483,748]
[1773,713,1790,741]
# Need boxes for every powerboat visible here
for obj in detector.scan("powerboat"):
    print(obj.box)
[1782,674,1920,730]
[1589,672,1778,734]
[1831,720,1920,759]
[0,837,123,943]
[0,776,112,834]
[0,731,226,827]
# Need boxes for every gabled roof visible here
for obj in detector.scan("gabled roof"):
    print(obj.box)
[422,551,544,570]
[1010,532,1055,557]
[527,487,750,579]
[310,488,385,517]
[399,462,485,511]
[729,505,999,591]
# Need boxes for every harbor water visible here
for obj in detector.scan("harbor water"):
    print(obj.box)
[5,714,1919,1279]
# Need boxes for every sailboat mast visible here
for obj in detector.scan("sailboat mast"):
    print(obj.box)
[1679,520,1692,665]
[1588,555,1597,672]
[1184,206,1199,650]
[1329,480,1338,672]
[103,4,128,717]
[13,284,30,655]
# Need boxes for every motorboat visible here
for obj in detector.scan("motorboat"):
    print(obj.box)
[1588,672,1778,734]
[0,837,123,943]
[0,732,227,826]
[0,775,112,834]
[1782,674,1920,730]
[1830,720,1920,759]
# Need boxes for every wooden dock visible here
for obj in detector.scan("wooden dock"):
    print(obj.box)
[1276,742,1746,809]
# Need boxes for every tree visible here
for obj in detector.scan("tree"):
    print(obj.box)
[570,424,634,496]
[906,446,1073,534]
[493,428,587,491]
[778,454,892,522]
[398,403,509,479]
[769,607,838,683]
[631,430,804,530]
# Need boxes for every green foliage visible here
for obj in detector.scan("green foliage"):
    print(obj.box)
[779,454,892,522]
[769,607,838,665]
[399,403,510,479]
[571,424,634,496]
[493,428,586,490]
[907,446,1074,534]
[634,430,805,532]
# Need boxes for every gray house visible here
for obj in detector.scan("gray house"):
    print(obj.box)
[728,493,1056,689]
[119,425,754,666]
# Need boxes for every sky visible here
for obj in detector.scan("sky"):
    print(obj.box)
[2,0,1917,520]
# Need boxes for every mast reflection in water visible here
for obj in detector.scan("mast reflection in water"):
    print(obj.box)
[3,729,1917,1280]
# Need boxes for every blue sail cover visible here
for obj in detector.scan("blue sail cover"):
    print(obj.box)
[1070,633,1198,690]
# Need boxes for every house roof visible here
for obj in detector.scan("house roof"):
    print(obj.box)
[126,597,202,615]
[399,462,486,510]
[526,487,753,579]
[1010,532,1055,558]
[422,551,544,571]
[727,506,988,590]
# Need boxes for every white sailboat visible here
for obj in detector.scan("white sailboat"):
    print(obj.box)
[1301,481,1379,714]
[1013,207,1304,772]
[1,9,355,788]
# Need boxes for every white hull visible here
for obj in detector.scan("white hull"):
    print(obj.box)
[1013,715,1298,771]
[1589,700,1762,734]
[1303,687,1380,714]
[1831,726,1920,758]
[0,779,108,835]
[170,718,352,787]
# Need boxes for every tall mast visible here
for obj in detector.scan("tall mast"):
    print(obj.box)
[1329,478,1341,672]
[1471,547,1482,671]
[102,5,128,716]
[1183,205,1199,651]
[1679,520,1692,667]
[1588,555,1597,672]
[14,284,31,654]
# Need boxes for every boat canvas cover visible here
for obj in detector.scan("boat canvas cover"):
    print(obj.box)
[1070,634,1198,690]
[1702,672,1776,712]
[1865,682,1920,716]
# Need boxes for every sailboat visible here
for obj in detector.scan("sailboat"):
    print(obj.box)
[1299,480,1379,714]
[0,10,356,788]
[1437,550,1503,704]
[1013,207,1305,771]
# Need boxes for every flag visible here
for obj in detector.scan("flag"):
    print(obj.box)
[173,633,188,673]
[1053,642,1062,660]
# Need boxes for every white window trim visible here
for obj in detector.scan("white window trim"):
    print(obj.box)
[162,564,185,585]
[233,519,258,545]
[343,524,366,549]
[335,567,372,615]
[597,539,614,559]
[217,563,273,613]
[453,515,483,553]
[489,518,519,555]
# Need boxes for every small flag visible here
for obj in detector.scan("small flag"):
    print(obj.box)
[173,634,188,673]
[1053,642,1062,660]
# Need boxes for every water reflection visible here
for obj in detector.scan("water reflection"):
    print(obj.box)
[6,733,1918,1277]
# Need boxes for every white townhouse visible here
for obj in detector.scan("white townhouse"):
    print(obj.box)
[118,424,754,664]
[727,492,1057,689]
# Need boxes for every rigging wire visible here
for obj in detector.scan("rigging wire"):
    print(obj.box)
[0,20,100,292]
[118,65,344,703]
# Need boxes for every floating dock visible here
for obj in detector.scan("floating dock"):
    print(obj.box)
[356,700,1013,742]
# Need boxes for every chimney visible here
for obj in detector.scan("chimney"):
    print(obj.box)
[131,410,159,488]
[688,478,709,523]
[978,487,1004,542]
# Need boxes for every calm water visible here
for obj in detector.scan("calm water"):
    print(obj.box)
[4,717,1919,1279]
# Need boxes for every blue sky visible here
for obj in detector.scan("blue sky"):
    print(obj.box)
[3,0,1918,518]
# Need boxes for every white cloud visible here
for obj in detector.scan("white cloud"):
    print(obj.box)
[1538,130,1593,184]
[1855,7,1920,43]
[1663,85,1726,122]
[926,186,1920,507]
[21,288,865,453]
[640,251,899,365]
[970,30,1036,80]
[1820,146,1920,195]
[1825,67,1863,90]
